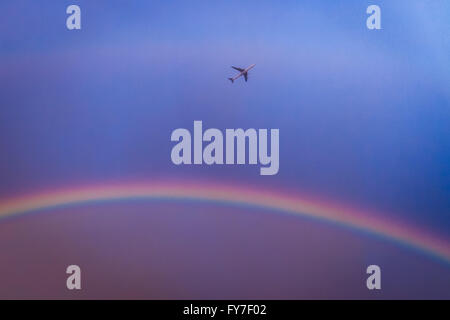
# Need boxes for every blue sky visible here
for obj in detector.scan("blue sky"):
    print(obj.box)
[2,0,449,230]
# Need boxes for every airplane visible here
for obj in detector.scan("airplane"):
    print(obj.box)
[228,64,256,83]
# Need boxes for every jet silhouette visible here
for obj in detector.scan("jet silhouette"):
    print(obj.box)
[228,64,256,83]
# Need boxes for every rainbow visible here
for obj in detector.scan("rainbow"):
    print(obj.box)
[0,181,448,263]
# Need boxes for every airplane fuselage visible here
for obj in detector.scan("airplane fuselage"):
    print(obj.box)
[244,64,256,73]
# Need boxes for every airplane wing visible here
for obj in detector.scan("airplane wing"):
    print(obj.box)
[232,66,245,72]
[244,72,248,82]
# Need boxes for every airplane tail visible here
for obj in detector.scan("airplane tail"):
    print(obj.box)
[228,77,234,83]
